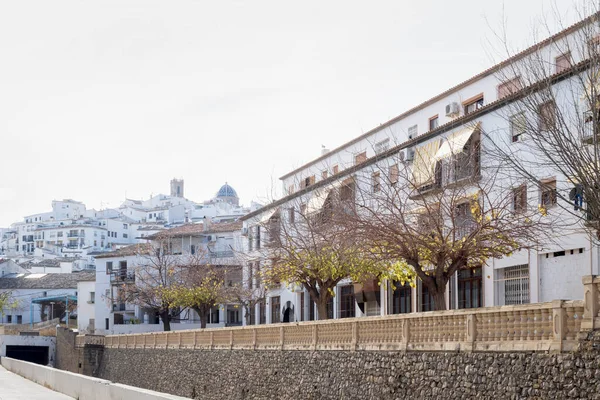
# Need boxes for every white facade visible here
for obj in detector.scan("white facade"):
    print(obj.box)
[77,280,96,333]
[239,17,600,325]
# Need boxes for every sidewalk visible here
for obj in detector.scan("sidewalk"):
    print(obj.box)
[0,365,73,400]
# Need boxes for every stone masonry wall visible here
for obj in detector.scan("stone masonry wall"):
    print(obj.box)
[85,331,600,400]
[55,327,80,372]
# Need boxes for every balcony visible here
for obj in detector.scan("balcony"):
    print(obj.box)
[582,116,599,144]
[67,233,79,238]
[112,303,135,312]
[111,270,135,284]
[210,250,235,259]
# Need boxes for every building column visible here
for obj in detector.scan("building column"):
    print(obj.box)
[380,280,388,316]
[530,249,540,303]
[332,286,339,320]
[219,305,226,326]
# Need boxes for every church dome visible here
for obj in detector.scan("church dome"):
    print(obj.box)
[216,183,238,198]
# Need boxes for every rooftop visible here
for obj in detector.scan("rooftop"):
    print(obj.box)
[0,271,95,289]
[93,243,153,259]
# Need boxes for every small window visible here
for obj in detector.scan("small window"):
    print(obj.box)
[374,139,390,155]
[16,315,22,324]
[429,115,439,131]
[354,151,367,165]
[288,207,295,223]
[123,233,128,239]
[539,101,556,131]
[510,112,526,142]
[497,77,522,99]
[106,261,113,275]
[302,176,315,189]
[90,292,95,303]
[555,52,571,74]
[321,170,328,180]
[372,172,381,193]
[300,203,306,215]
[105,318,109,330]
[540,179,557,208]
[271,296,281,323]
[408,125,418,138]
[332,165,339,174]
[389,164,399,186]
[287,185,294,195]
[7,315,12,324]
[464,95,484,115]
[512,184,527,213]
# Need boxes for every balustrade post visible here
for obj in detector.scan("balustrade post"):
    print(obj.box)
[210,331,214,350]
[230,330,234,350]
[193,331,198,349]
[311,325,318,351]
[582,275,598,330]
[401,319,410,352]
[280,326,284,350]
[465,314,476,352]
[351,321,358,351]
[252,328,257,350]
[178,332,182,349]
[551,300,565,353]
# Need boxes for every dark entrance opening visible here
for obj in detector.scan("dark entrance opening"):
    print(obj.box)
[6,345,49,365]
[282,301,294,323]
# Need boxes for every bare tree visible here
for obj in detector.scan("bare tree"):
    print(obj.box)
[487,7,600,240]
[117,236,197,331]
[341,128,551,311]
[256,188,412,320]
[229,264,268,326]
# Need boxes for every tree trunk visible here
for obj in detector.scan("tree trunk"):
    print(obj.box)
[159,310,171,331]
[193,306,210,329]
[431,288,447,311]
[316,297,330,320]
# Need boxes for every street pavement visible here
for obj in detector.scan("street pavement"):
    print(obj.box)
[0,365,73,399]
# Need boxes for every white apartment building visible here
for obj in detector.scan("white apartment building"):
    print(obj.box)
[93,221,244,335]
[240,15,600,324]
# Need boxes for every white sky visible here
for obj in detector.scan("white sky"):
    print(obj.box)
[0,0,587,227]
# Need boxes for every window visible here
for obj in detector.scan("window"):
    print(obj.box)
[270,296,280,323]
[287,185,294,195]
[391,281,412,314]
[57,232,63,237]
[429,115,439,131]
[389,164,399,186]
[463,94,484,115]
[321,170,328,180]
[106,261,113,275]
[302,176,315,189]
[457,267,482,309]
[339,285,355,318]
[497,77,522,99]
[16,315,22,324]
[555,52,571,74]
[540,179,557,208]
[510,112,526,142]
[355,151,367,165]
[123,224,128,229]
[326,296,334,319]
[332,165,339,174]
[512,184,527,213]
[259,302,266,324]
[123,233,128,239]
[90,292,95,304]
[538,101,556,131]
[105,318,109,330]
[408,125,418,138]
[7,315,11,323]
[372,172,381,193]
[421,284,435,312]
[495,264,529,305]
[375,139,390,155]
[288,207,295,223]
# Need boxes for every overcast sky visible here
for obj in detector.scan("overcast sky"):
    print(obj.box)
[0,0,587,227]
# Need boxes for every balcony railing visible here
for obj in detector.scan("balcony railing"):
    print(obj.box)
[67,233,79,238]
[111,270,135,284]
[112,303,135,312]
[210,250,235,259]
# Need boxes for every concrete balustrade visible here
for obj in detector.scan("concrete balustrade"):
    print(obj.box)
[77,276,600,354]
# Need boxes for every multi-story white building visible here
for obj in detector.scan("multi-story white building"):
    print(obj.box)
[93,221,244,335]
[239,15,600,325]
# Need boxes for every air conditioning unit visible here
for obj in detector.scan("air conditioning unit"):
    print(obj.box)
[445,102,460,117]
[208,235,216,242]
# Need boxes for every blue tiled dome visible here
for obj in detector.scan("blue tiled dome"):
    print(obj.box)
[217,183,238,198]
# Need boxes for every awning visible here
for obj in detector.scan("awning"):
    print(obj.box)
[306,181,343,214]
[434,123,480,161]
[412,140,440,187]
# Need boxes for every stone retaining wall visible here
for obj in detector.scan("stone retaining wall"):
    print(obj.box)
[86,331,600,400]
